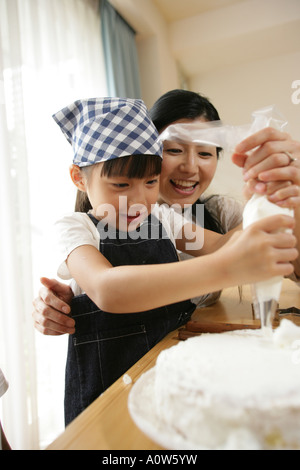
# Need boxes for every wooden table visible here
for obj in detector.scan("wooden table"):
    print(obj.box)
[47,280,300,450]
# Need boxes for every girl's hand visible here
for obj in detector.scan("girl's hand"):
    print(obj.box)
[32,277,75,335]
[232,127,300,208]
[224,215,298,285]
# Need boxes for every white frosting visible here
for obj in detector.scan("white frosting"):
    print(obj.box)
[153,321,300,449]
[273,318,300,349]
[243,194,293,303]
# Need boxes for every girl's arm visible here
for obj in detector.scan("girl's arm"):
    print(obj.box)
[66,215,297,314]
[175,222,232,257]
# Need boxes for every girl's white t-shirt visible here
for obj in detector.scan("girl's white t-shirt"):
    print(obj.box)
[53,203,191,296]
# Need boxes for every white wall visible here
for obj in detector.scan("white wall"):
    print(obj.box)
[189,51,300,200]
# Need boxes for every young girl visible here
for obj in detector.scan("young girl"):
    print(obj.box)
[52,97,297,424]
[33,90,300,334]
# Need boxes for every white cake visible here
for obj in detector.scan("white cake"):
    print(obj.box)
[153,320,300,450]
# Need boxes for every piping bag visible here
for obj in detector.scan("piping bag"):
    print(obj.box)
[160,106,294,331]
[242,110,293,332]
[243,195,293,331]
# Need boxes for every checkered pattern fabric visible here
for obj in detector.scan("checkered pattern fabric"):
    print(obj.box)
[53,97,162,166]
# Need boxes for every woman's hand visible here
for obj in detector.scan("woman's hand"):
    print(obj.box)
[232,127,300,208]
[32,277,75,335]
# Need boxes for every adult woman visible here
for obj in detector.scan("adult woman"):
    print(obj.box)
[151,90,244,307]
[32,89,300,335]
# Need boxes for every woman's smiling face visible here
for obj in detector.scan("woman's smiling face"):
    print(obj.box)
[158,118,218,207]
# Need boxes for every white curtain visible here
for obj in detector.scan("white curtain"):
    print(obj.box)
[0,0,107,449]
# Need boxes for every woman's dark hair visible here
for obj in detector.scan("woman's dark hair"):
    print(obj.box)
[75,154,161,212]
[149,89,221,132]
[150,89,224,234]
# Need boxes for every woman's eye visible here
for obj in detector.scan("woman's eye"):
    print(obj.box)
[199,152,214,158]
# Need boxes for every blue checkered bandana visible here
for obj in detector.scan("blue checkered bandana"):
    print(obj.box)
[52,97,163,167]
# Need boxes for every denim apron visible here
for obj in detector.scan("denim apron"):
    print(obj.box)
[64,213,196,425]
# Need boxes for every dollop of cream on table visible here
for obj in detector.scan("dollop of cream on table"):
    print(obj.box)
[123,373,132,385]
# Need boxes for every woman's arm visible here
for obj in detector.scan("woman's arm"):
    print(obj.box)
[66,215,297,314]
[32,278,75,335]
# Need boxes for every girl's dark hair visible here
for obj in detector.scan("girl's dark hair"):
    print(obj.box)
[150,89,224,234]
[75,154,161,212]
[100,154,161,179]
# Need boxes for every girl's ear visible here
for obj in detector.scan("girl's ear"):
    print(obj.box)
[69,165,86,191]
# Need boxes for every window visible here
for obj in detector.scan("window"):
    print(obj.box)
[0,0,107,449]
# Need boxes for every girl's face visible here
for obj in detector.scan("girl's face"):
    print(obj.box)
[158,118,218,207]
[84,163,160,231]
